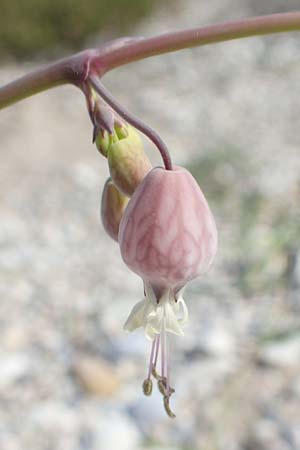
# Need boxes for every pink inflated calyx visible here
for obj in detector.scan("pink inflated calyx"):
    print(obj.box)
[119,165,217,291]
[118,165,217,418]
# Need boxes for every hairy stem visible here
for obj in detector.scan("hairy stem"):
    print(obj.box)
[0,12,300,110]
[89,75,173,170]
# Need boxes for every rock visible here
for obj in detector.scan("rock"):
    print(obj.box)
[2,325,28,351]
[257,336,300,368]
[0,353,31,388]
[29,401,77,432]
[144,448,181,450]
[93,411,141,450]
[129,390,167,429]
[197,324,236,358]
[245,419,291,450]
[73,356,120,397]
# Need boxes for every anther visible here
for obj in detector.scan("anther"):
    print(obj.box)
[157,377,175,397]
[151,367,159,380]
[142,378,153,396]
[158,378,167,396]
[163,396,176,419]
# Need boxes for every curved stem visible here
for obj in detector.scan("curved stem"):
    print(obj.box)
[97,12,300,72]
[0,50,98,109]
[89,75,173,170]
[0,12,300,110]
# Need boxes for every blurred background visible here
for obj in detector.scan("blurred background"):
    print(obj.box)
[1,0,300,449]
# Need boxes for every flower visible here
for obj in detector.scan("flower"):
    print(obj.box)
[119,165,218,417]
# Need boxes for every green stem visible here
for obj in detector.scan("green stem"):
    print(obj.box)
[0,12,300,110]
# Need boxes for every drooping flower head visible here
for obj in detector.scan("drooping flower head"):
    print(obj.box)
[118,165,218,417]
[88,85,217,417]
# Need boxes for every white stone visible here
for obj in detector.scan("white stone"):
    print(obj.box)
[258,336,300,368]
[0,353,31,388]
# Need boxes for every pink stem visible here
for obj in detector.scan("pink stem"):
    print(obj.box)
[1,13,300,110]
[99,12,300,73]
[89,75,173,170]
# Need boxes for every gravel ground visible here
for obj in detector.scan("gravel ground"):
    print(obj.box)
[1,1,300,449]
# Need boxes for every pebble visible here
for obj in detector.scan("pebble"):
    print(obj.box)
[258,336,300,368]
[93,411,141,450]
[0,353,31,388]
[72,356,121,397]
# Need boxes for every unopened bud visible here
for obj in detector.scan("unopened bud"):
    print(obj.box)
[108,125,152,196]
[93,100,126,157]
[101,178,129,242]
[115,123,129,140]
[95,130,112,157]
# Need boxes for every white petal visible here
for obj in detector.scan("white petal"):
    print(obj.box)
[123,299,147,332]
[176,297,189,326]
[144,282,158,306]
[144,323,158,341]
[147,305,164,334]
[124,285,188,341]
[164,302,184,336]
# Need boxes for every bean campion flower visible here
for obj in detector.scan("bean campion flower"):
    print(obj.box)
[118,166,218,417]
[95,86,217,417]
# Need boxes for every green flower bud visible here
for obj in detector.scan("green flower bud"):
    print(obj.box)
[115,123,129,140]
[94,123,128,158]
[101,178,129,242]
[108,126,152,197]
[95,130,112,157]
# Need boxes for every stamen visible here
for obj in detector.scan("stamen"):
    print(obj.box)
[142,378,153,396]
[157,376,175,396]
[163,395,176,419]
[158,378,168,396]
[165,320,170,397]
[161,314,166,379]
[143,336,160,396]
[136,288,184,418]
[153,335,160,368]
[147,338,156,380]
[151,366,159,380]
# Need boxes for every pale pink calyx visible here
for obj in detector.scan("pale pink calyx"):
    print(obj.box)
[119,165,218,291]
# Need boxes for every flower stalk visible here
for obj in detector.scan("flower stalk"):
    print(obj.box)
[89,76,173,170]
[0,12,300,110]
